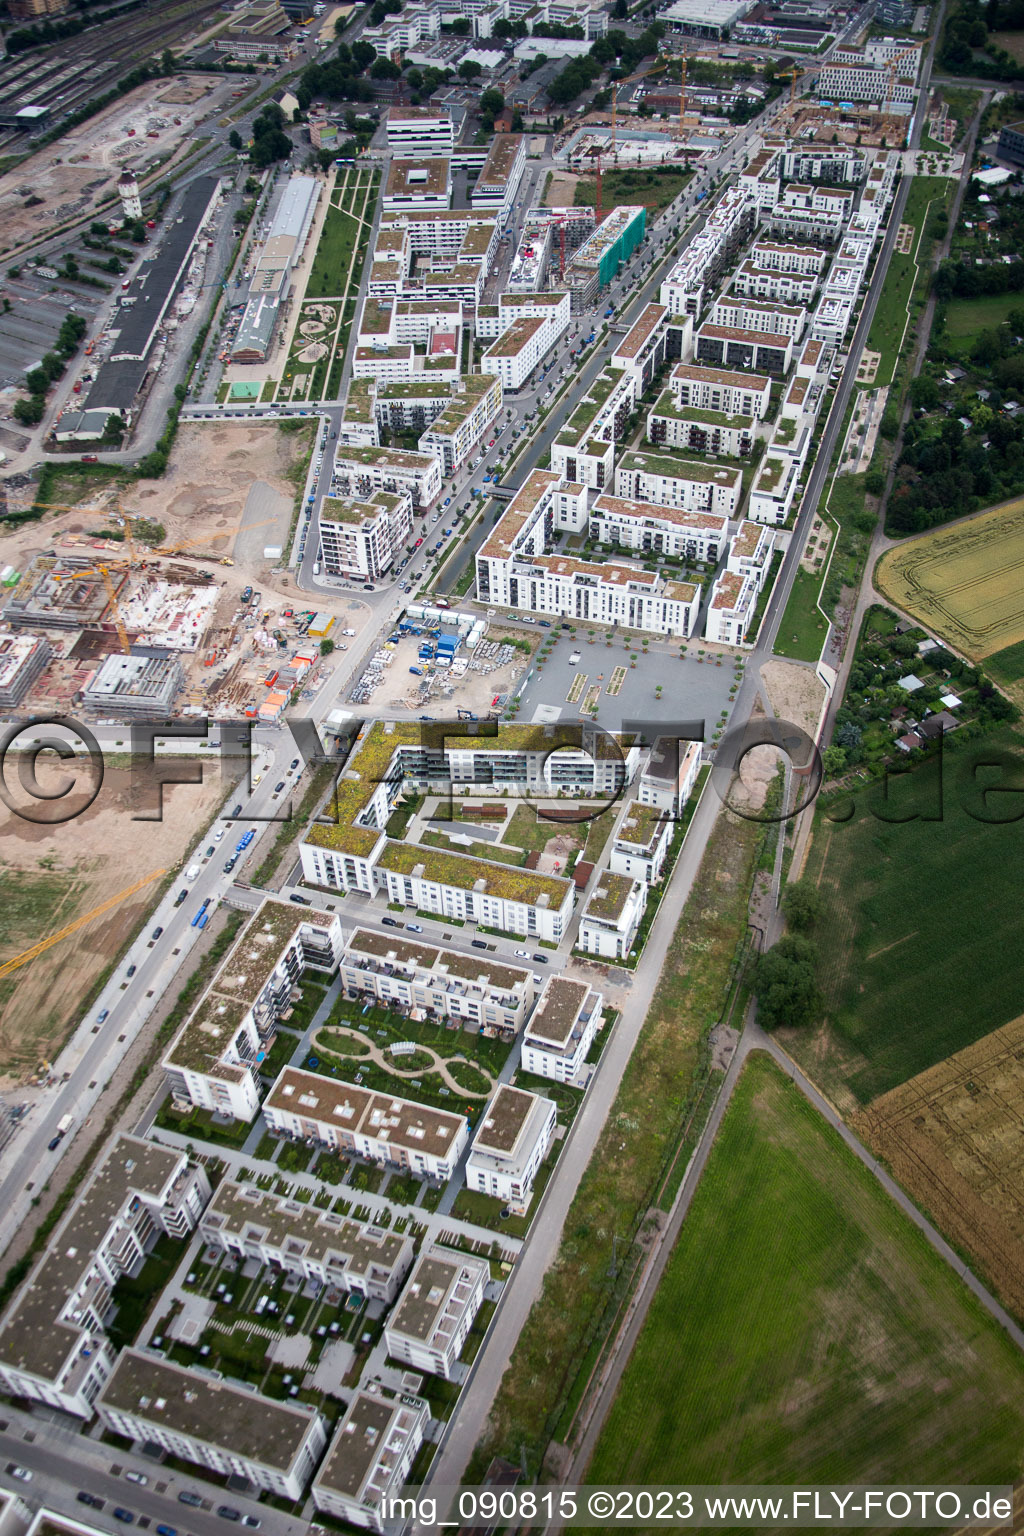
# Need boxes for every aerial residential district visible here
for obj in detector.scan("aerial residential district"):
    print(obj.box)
[5,0,1024,1529]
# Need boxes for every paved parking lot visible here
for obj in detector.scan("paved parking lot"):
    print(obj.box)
[514,631,740,738]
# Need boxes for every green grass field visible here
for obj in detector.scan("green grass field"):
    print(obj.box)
[573,167,690,217]
[943,292,1024,351]
[587,1055,1024,1488]
[985,636,1024,688]
[773,565,829,662]
[867,178,950,387]
[787,728,1024,1105]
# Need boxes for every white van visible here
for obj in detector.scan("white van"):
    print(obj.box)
[313,562,321,575]
[186,864,201,881]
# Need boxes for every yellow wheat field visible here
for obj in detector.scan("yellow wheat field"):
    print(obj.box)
[876,498,1024,659]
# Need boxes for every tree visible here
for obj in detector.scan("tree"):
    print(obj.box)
[13,396,44,425]
[102,413,125,444]
[822,745,847,778]
[370,56,400,78]
[479,86,504,123]
[351,39,377,68]
[450,16,472,32]
[459,58,482,79]
[25,367,48,396]
[782,880,824,934]
[161,46,176,74]
[753,935,821,1030]
[228,128,243,150]
[909,373,939,411]
[320,637,335,656]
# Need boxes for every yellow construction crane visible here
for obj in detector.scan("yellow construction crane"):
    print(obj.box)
[55,561,132,653]
[0,868,167,982]
[789,64,801,104]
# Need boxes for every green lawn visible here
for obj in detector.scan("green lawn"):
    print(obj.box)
[587,1055,1024,1487]
[867,178,950,386]
[773,565,828,662]
[943,291,1024,350]
[787,727,1024,1105]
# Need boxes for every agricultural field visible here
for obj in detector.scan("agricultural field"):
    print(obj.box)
[875,498,1024,659]
[985,636,1024,707]
[586,1055,1024,1490]
[782,728,1024,1110]
[855,1013,1024,1317]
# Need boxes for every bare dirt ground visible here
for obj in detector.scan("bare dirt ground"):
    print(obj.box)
[854,1012,1024,1318]
[545,172,579,207]
[0,77,221,248]
[761,658,827,739]
[3,423,307,605]
[0,761,228,1086]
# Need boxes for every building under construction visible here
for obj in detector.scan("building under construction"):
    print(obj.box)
[2,556,127,634]
[83,653,184,716]
[561,204,646,309]
[507,206,596,294]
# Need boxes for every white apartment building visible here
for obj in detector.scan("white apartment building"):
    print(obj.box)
[162,900,344,1120]
[521,976,602,1083]
[386,106,455,155]
[590,492,728,562]
[670,363,771,418]
[264,1067,470,1182]
[375,841,574,943]
[614,452,742,517]
[384,1247,489,1378]
[466,1084,557,1215]
[476,470,702,638]
[330,443,442,510]
[199,1180,414,1303]
[646,394,755,458]
[638,736,702,817]
[578,873,647,961]
[817,61,915,106]
[481,293,570,390]
[471,133,526,223]
[750,240,830,276]
[0,1138,209,1418]
[318,489,412,581]
[738,146,781,216]
[610,798,672,885]
[311,1386,429,1533]
[549,364,637,489]
[610,301,679,394]
[730,260,818,307]
[299,717,639,894]
[660,186,757,317]
[338,927,534,1037]
[779,144,867,184]
[704,568,760,646]
[749,453,801,525]
[419,373,502,475]
[383,158,452,212]
[97,1351,327,1501]
[708,296,807,341]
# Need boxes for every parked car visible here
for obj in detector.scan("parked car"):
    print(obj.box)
[382,917,401,928]
[289,894,312,905]
[178,1494,203,1509]
[6,1467,31,1482]
[514,949,529,958]
[217,1509,241,1523]
[77,1494,104,1509]
[289,759,300,770]
[48,1137,61,1151]
[112,1511,134,1524]
[533,954,548,963]
[156,1526,177,1536]
[126,964,136,978]
[274,780,286,793]
[471,939,488,950]
[242,1520,261,1530]
[151,926,163,941]
[125,1472,148,1486]
[406,923,423,933]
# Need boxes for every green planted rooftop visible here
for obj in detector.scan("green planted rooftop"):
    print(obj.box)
[619,450,742,486]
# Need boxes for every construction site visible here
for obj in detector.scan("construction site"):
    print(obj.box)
[0,420,362,721]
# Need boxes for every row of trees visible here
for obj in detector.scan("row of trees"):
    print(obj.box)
[753,885,823,1032]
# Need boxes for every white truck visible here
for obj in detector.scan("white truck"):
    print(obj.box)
[185,864,201,881]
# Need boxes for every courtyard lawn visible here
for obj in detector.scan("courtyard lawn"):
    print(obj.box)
[587,1054,1024,1487]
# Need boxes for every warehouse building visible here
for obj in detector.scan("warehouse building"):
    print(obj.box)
[231,174,321,362]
